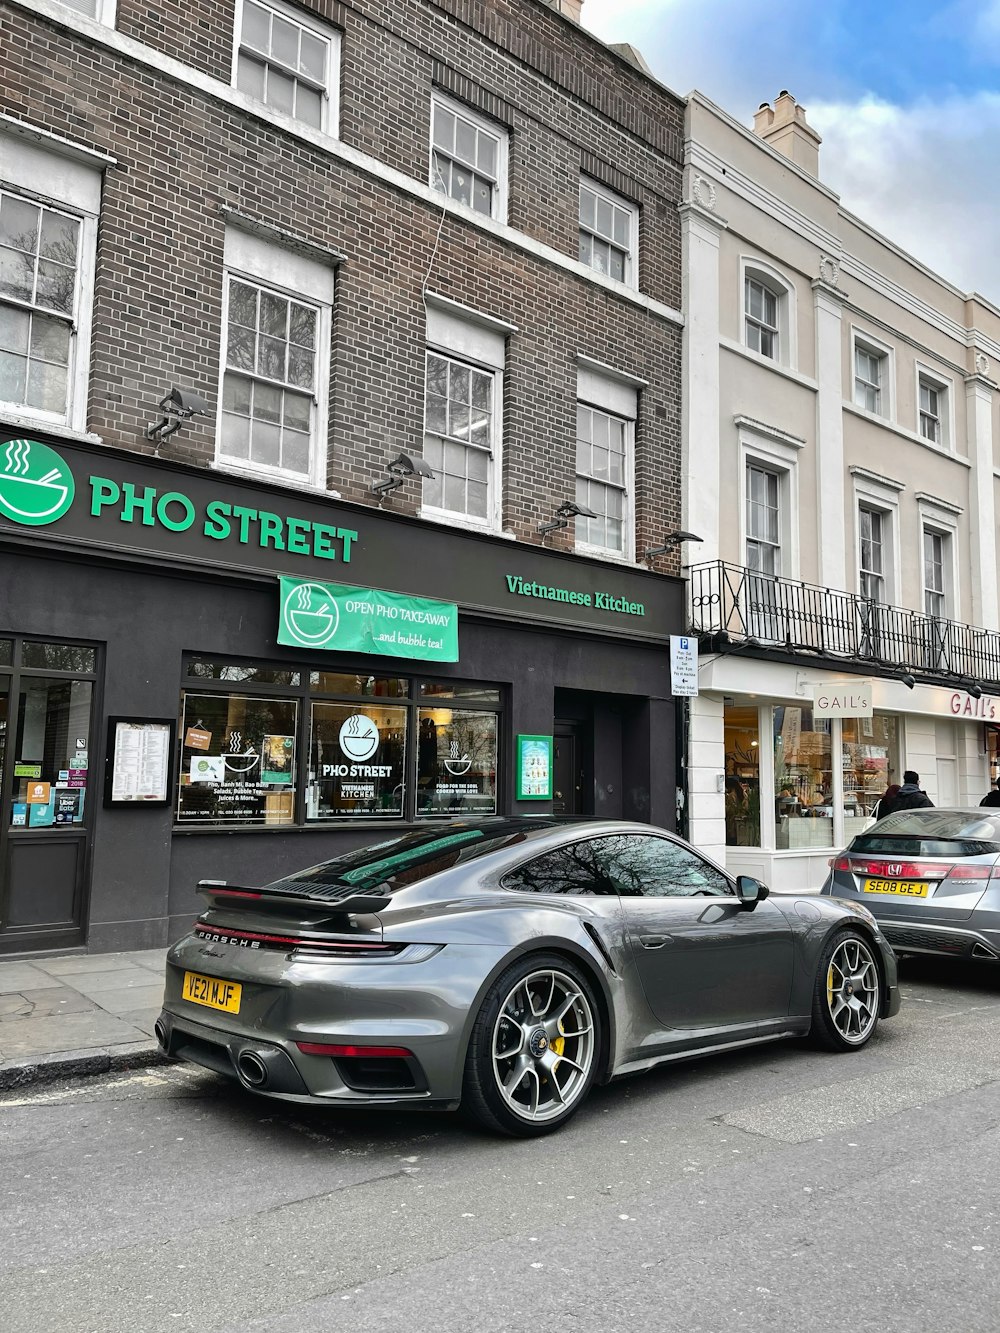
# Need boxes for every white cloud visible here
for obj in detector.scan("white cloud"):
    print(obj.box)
[810,92,1000,303]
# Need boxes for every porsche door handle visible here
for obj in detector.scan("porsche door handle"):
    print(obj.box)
[638,934,670,949]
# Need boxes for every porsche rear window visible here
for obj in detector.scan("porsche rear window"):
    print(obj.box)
[263,824,532,894]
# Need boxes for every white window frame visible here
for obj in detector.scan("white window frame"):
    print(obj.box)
[917,495,961,624]
[851,468,903,607]
[216,227,333,491]
[737,425,801,580]
[429,92,509,224]
[231,0,340,137]
[850,327,894,421]
[0,127,102,433]
[578,176,638,290]
[420,296,509,534]
[53,0,117,23]
[739,257,796,369]
[915,363,953,450]
[574,359,639,563]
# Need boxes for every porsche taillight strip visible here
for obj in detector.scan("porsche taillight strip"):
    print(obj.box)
[295,1042,414,1058]
[193,924,401,955]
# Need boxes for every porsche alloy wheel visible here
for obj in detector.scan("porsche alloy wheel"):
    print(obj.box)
[810,929,881,1051]
[463,954,600,1137]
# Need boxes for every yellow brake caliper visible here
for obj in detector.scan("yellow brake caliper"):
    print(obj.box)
[827,965,835,1006]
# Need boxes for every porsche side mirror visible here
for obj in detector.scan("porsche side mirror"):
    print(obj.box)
[735,875,770,909]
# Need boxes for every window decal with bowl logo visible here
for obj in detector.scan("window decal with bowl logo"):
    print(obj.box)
[339,713,381,762]
[281,581,341,648]
[0,439,75,527]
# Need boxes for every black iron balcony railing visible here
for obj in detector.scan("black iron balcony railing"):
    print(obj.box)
[689,561,1000,688]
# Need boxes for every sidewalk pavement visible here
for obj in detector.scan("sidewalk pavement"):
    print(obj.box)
[0,949,168,1090]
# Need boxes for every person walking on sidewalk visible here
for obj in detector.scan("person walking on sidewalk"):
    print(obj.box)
[980,778,1000,807]
[882,770,933,816]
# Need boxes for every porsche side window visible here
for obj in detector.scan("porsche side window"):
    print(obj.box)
[601,835,732,898]
[501,839,619,895]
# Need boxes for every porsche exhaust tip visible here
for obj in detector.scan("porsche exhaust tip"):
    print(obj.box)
[237,1051,269,1087]
[154,1019,168,1049]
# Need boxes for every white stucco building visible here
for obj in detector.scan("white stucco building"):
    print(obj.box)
[681,90,1000,890]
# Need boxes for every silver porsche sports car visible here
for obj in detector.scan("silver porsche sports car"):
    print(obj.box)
[158,817,900,1137]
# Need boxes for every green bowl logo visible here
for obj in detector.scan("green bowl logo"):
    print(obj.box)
[0,439,75,527]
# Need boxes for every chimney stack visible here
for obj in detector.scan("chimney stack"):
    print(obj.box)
[752,91,821,177]
[538,0,583,22]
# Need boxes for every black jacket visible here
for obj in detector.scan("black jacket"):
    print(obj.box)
[980,789,1000,807]
[885,783,933,815]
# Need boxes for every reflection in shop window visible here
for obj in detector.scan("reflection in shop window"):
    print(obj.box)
[841,714,899,832]
[308,702,406,819]
[9,677,92,828]
[310,673,408,697]
[417,707,498,817]
[177,693,297,825]
[21,642,96,672]
[186,658,300,685]
[724,704,760,846]
[773,705,833,850]
[0,640,12,667]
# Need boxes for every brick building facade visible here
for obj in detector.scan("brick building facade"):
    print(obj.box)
[0,0,687,953]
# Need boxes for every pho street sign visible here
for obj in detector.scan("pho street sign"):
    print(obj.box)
[278,577,459,662]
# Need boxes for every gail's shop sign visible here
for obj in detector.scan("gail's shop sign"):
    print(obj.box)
[813,680,873,718]
[950,691,997,719]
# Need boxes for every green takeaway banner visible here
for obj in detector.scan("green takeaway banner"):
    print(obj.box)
[278,577,459,662]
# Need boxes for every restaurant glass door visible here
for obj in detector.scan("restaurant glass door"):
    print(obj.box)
[0,638,99,952]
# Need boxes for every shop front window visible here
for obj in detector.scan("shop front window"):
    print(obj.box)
[308,702,407,819]
[841,714,899,836]
[10,677,93,827]
[724,704,760,846]
[773,705,833,850]
[177,693,298,825]
[417,707,497,816]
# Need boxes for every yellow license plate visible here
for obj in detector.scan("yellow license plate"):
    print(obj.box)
[863,878,929,897]
[182,970,242,1013]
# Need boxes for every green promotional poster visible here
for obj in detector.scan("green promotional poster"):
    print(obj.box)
[278,577,459,662]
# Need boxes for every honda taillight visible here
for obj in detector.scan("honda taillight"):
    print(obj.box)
[846,859,946,879]
[941,864,993,881]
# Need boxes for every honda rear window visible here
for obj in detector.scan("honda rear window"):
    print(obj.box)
[851,828,1000,857]
[867,810,1000,840]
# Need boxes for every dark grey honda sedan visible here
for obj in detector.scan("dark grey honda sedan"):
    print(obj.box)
[159,817,900,1137]
[821,807,1000,962]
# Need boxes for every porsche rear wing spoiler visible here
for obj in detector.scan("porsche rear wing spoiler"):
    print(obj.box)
[196,879,392,915]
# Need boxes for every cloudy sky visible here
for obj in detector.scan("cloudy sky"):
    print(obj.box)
[581,0,1000,305]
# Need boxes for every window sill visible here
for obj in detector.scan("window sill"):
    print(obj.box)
[211,458,342,498]
[417,507,503,537]
[719,337,818,391]
[574,542,640,568]
[0,408,102,444]
[842,403,971,467]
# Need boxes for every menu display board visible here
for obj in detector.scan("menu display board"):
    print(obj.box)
[105,717,175,806]
[516,734,553,801]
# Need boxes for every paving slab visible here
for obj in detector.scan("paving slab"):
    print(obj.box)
[89,985,165,1016]
[34,954,141,976]
[0,1009,152,1059]
[66,968,164,996]
[0,964,66,994]
[0,987,99,1020]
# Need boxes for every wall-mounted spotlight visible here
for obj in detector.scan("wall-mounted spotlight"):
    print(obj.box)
[643,530,704,561]
[537,499,597,536]
[370,451,435,500]
[967,680,984,699]
[898,672,916,690]
[144,386,208,444]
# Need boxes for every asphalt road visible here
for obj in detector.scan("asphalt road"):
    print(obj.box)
[3,957,1000,1333]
